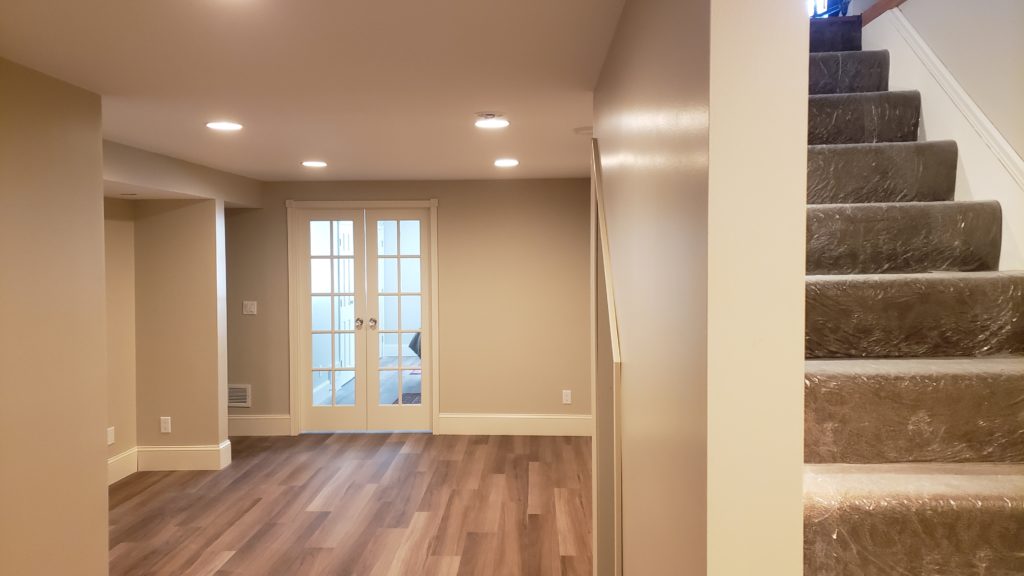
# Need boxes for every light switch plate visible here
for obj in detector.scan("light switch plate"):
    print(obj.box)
[562,389,572,405]
[107,426,116,446]
[160,416,172,434]
[243,301,258,315]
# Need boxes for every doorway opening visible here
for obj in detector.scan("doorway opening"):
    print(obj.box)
[287,201,436,433]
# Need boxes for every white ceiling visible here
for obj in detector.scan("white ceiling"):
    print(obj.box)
[0,0,624,181]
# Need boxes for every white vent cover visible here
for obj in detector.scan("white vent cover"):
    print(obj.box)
[228,384,251,408]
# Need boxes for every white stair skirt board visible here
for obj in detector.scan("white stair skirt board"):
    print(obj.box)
[436,413,593,436]
[107,447,138,485]
[864,9,1024,269]
[137,440,232,471]
[228,414,293,437]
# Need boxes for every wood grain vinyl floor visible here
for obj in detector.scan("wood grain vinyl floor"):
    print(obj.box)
[109,434,592,575]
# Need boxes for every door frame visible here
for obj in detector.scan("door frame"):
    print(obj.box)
[286,199,440,435]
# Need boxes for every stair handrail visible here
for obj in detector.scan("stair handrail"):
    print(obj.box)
[590,138,623,576]
[591,138,621,371]
[809,0,907,25]
[593,138,614,362]
[861,0,909,25]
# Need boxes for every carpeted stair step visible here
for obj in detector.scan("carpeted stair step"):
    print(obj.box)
[807,201,1002,275]
[805,357,1024,463]
[806,272,1024,358]
[808,141,958,204]
[810,15,862,53]
[809,91,920,145]
[810,50,889,95]
[805,463,1024,575]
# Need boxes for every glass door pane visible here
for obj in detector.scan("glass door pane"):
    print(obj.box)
[295,206,429,433]
[365,209,430,431]
[301,211,366,432]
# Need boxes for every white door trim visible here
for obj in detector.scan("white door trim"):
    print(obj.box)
[287,200,440,435]
[286,200,438,209]
[429,201,441,432]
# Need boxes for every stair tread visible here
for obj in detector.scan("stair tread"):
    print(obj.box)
[805,356,1024,464]
[809,199,997,208]
[811,49,885,56]
[810,49,889,95]
[806,463,1024,499]
[806,356,1024,376]
[809,91,921,145]
[805,271,1024,359]
[808,140,952,151]
[805,463,1024,574]
[807,200,1002,274]
[807,140,958,204]
[809,15,862,53]
[807,270,1024,281]
[809,89,915,99]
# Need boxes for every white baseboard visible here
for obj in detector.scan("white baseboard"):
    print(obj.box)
[229,414,292,436]
[137,440,232,471]
[107,447,138,485]
[436,413,593,436]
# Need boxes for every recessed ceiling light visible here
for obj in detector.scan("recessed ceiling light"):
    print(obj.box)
[206,121,243,131]
[475,113,510,129]
[494,158,519,168]
[302,160,328,168]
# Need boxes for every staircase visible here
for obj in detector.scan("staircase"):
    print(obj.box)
[803,15,1024,575]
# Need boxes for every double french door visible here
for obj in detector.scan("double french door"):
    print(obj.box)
[289,204,432,432]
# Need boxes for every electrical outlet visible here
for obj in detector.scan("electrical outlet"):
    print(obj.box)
[160,416,172,434]
[562,389,572,405]
[107,426,116,446]
[242,301,258,315]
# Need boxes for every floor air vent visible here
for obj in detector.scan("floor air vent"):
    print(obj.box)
[228,384,251,408]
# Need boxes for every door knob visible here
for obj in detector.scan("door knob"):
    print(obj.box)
[368,318,378,330]
[355,318,364,329]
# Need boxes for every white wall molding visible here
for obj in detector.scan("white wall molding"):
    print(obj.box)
[228,414,292,436]
[137,440,232,471]
[436,413,593,436]
[107,447,138,485]
[887,9,1024,190]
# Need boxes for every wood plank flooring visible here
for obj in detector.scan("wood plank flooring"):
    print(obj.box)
[109,434,592,575]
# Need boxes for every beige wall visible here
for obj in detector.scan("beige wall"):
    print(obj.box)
[105,198,138,458]
[706,0,807,574]
[105,140,263,208]
[135,199,228,446]
[0,58,108,575]
[226,179,591,418]
[594,0,807,572]
[594,0,711,571]
[900,0,1024,158]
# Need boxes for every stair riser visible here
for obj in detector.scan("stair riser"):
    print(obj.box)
[809,91,920,145]
[810,16,862,53]
[810,50,889,95]
[805,274,1024,358]
[805,363,1024,463]
[808,141,958,204]
[807,202,1002,275]
[806,503,1024,575]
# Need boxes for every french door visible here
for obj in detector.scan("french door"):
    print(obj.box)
[289,204,432,432]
